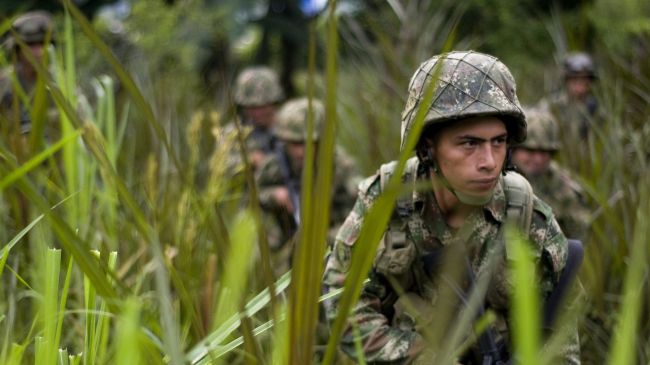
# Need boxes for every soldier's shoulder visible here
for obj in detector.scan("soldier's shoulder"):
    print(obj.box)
[0,67,13,99]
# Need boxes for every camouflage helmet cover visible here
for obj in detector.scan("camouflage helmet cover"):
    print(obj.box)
[400,50,526,151]
[233,66,285,107]
[274,97,324,142]
[563,52,596,79]
[517,107,560,152]
[5,11,55,49]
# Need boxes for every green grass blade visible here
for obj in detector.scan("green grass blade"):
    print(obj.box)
[0,129,83,191]
[63,0,182,172]
[186,271,292,364]
[0,213,45,276]
[506,226,541,365]
[288,1,340,363]
[606,178,650,365]
[42,248,62,365]
[115,298,143,365]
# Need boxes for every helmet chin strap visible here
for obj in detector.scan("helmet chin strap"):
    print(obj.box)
[427,149,494,206]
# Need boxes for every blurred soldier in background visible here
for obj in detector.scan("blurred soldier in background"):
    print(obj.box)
[231,65,285,171]
[0,10,56,144]
[511,107,590,240]
[256,97,360,275]
[539,52,600,142]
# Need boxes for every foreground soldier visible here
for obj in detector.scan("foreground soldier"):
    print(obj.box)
[323,51,580,364]
[511,108,590,240]
[231,65,285,170]
[256,97,359,274]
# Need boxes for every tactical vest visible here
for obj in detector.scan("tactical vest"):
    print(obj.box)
[373,157,534,278]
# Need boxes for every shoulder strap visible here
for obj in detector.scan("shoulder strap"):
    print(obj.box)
[502,172,535,238]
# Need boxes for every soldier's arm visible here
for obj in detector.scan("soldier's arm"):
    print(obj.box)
[530,198,581,365]
[255,155,286,208]
[322,176,425,364]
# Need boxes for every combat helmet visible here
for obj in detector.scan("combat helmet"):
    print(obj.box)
[5,11,55,50]
[563,52,596,79]
[401,50,526,152]
[517,107,560,152]
[233,66,285,107]
[274,97,324,142]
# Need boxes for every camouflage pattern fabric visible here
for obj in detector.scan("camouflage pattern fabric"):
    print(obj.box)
[522,161,590,240]
[256,148,361,275]
[233,66,284,107]
[322,157,581,364]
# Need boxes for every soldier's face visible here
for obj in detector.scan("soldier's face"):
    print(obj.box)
[511,148,552,177]
[565,75,592,101]
[242,104,276,129]
[18,42,47,69]
[285,141,310,171]
[430,116,508,199]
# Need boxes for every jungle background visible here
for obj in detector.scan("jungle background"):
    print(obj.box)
[0,0,649,364]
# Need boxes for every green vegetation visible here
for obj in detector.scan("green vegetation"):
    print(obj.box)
[0,0,649,364]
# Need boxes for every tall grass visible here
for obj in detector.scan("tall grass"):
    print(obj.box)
[0,1,648,364]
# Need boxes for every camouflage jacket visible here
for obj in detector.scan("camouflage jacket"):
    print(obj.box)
[522,161,590,240]
[256,146,361,251]
[322,157,580,364]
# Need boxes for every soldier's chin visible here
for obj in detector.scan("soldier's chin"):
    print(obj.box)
[456,190,494,206]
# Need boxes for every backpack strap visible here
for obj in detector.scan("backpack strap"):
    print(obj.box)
[502,171,535,238]
[374,158,421,276]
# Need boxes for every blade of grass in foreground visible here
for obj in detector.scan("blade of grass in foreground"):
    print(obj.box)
[38,248,62,365]
[606,177,650,365]
[63,0,182,172]
[287,1,339,363]
[186,271,292,364]
[115,298,143,365]
[506,225,541,365]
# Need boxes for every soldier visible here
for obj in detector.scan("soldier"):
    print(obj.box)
[323,51,581,364]
[539,52,600,143]
[1,10,57,138]
[231,65,285,171]
[511,107,590,240]
[256,97,360,274]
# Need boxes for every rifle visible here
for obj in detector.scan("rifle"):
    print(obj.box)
[420,251,509,364]
[464,259,509,365]
[275,142,301,225]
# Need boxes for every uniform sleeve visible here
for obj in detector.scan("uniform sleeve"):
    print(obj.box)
[322,176,424,363]
[529,197,581,365]
[255,155,284,208]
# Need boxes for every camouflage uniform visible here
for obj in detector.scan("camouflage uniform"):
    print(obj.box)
[322,51,580,364]
[256,97,360,274]
[513,108,590,240]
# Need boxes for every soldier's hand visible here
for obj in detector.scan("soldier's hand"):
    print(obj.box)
[248,150,266,170]
[271,187,294,213]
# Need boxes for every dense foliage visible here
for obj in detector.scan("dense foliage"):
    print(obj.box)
[0,0,649,364]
